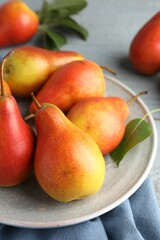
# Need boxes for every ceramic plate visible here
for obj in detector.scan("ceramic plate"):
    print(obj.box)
[0,75,157,228]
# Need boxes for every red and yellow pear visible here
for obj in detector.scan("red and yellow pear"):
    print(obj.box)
[129,12,160,75]
[0,53,36,187]
[0,0,38,47]
[3,46,84,97]
[67,96,129,155]
[32,94,105,202]
[29,59,106,113]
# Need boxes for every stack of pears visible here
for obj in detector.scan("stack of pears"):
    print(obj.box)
[0,46,131,203]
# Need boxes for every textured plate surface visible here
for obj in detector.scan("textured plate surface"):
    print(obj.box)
[0,75,157,228]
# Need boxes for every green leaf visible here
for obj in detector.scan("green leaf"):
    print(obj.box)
[37,0,88,49]
[37,0,87,23]
[58,17,88,40]
[43,28,67,50]
[48,0,87,16]
[110,118,153,166]
[36,1,50,24]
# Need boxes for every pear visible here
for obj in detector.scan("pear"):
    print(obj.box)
[0,0,38,47]
[67,96,129,155]
[29,59,106,113]
[0,53,36,187]
[3,46,84,97]
[32,94,105,202]
[129,12,160,75]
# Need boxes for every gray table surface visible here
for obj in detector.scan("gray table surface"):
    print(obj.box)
[0,0,160,205]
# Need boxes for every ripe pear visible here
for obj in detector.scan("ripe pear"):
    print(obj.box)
[129,12,160,75]
[32,95,105,202]
[3,46,84,97]
[0,0,38,47]
[67,96,129,155]
[0,53,36,187]
[29,59,106,113]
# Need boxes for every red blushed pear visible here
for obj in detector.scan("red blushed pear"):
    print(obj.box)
[0,0,38,48]
[0,52,36,187]
[3,46,84,97]
[129,12,160,75]
[67,91,147,155]
[67,96,129,155]
[29,59,106,114]
[32,94,105,202]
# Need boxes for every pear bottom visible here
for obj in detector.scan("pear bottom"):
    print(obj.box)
[35,147,106,203]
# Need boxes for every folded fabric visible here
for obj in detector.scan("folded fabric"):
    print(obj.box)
[0,178,159,240]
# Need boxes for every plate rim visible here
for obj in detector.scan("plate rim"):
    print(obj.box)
[0,74,158,229]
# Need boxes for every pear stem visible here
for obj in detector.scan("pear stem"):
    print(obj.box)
[0,51,13,96]
[127,91,148,106]
[100,65,117,75]
[24,113,36,121]
[31,92,42,109]
[0,65,4,96]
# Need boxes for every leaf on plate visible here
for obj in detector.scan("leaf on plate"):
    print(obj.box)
[110,118,153,166]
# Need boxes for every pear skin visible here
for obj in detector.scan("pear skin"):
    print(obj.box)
[0,95,36,186]
[129,12,160,75]
[30,59,106,113]
[0,0,38,47]
[67,97,129,154]
[0,53,35,187]
[3,46,84,97]
[33,102,105,202]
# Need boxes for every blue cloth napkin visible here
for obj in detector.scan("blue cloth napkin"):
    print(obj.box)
[0,178,159,240]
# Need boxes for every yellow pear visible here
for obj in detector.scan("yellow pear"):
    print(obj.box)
[3,46,84,97]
